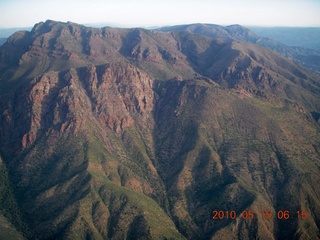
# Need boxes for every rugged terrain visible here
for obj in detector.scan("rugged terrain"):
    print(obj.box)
[0,20,320,239]
[159,24,320,73]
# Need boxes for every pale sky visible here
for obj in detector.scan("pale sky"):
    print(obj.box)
[0,0,319,28]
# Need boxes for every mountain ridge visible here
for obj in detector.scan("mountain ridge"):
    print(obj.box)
[158,23,320,73]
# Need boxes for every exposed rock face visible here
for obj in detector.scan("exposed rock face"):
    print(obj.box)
[0,20,320,239]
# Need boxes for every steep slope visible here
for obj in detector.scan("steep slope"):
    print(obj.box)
[0,20,320,239]
[154,79,320,239]
[0,61,184,239]
[170,30,320,114]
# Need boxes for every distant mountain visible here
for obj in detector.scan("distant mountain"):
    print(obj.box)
[0,27,32,38]
[0,27,32,46]
[249,27,320,50]
[158,23,258,42]
[0,38,6,46]
[158,24,320,73]
[0,20,320,239]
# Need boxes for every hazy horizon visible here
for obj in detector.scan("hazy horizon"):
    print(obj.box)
[0,0,319,29]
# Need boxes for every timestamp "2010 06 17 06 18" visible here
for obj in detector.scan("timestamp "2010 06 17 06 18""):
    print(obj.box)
[212,210,308,220]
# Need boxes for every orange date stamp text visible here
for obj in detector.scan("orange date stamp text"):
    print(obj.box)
[212,210,308,220]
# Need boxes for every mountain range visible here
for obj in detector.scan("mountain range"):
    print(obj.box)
[0,20,320,239]
[249,27,320,50]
